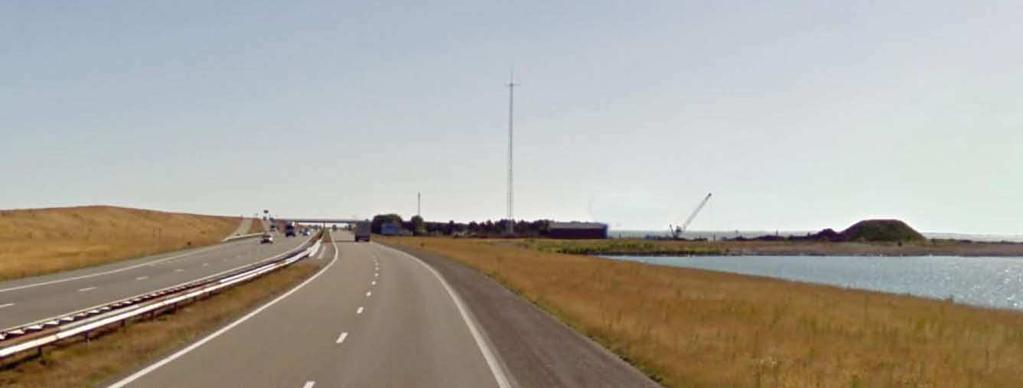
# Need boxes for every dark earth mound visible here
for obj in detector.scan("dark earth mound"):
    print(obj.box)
[741,219,927,243]
[838,219,925,242]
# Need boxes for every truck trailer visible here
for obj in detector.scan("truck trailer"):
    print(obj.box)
[354,221,371,242]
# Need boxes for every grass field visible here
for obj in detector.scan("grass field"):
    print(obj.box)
[0,260,321,388]
[247,219,265,234]
[533,237,1023,257]
[527,239,726,255]
[0,206,243,281]
[382,237,1023,387]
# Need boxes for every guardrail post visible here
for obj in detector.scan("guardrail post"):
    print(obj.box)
[0,237,317,364]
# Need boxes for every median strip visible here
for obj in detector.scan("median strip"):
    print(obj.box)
[0,239,328,387]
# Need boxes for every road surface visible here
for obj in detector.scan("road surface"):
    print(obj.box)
[112,231,503,387]
[0,233,309,330]
[109,231,658,388]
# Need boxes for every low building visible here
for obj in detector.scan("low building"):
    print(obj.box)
[547,222,608,239]
[380,222,406,236]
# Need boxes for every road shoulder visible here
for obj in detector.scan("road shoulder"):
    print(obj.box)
[384,243,659,388]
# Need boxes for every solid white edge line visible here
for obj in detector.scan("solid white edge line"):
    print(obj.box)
[0,243,228,293]
[376,243,513,388]
[107,236,339,388]
[2,237,315,336]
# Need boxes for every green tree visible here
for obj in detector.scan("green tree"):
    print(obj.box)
[410,215,426,236]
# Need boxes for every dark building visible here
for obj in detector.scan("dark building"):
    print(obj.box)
[547,222,608,239]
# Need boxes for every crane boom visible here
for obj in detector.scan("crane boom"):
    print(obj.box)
[679,193,712,235]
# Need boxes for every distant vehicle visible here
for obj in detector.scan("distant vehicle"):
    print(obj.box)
[302,229,311,237]
[260,233,274,244]
[354,221,371,242]
[285,223,296,237]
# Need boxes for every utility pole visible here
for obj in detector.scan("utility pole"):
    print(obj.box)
[506,73,518,236]
[417,192,421,218]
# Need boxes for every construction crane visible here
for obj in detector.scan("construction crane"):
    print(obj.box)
[669,193,712,240]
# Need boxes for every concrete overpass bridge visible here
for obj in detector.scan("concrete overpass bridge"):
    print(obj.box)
[276,218,369,225]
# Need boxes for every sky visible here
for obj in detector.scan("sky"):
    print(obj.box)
[2,1,1022,234]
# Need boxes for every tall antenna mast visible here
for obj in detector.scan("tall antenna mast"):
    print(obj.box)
[506,72,518,235]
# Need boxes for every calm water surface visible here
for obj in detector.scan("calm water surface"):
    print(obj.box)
[605,255,1023,310]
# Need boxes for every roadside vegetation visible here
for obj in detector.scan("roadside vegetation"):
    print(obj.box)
[0,260,321,388]
[525,239,725,256]
[0,206,242,281]
[247,218,266,234]
[529,237,1023,257]
[382,237,1023,387]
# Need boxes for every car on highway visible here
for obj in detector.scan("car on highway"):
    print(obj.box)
[260,233,274,244]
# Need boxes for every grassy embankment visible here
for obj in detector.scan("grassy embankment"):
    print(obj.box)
[247,219,266,234]
[528,239,726,256]
[533,238,1023,257]
[382,237,1023,387]
[0,258,321,388]
[0,206,242,281]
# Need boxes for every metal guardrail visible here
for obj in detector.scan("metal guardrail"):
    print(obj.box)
[0,235,323,360]
[223,232,265,242]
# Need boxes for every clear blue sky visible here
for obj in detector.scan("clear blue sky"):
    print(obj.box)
[2,1,1021,234]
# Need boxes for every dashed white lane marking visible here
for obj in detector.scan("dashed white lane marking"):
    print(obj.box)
[365,291,372,297]
[302,381,315,388]
[174,269,184,272]
[356,306,364,315]
[0,244,224,293]
[136,276,149,281]
[108,235,340,388]
[77,287,97,292]
[202,263,209,267]
[374,272,379,278]
[0,303,14,309]
[336,332,349,344]
[371,280,376,286]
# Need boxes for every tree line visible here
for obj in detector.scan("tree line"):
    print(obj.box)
[370,214,553,237]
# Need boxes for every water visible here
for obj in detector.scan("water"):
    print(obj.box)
[609,230,1023,242]
[605,255,1023,310]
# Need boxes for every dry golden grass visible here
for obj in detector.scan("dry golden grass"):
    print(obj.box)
[0,206,243,281]
[539,238,1023,257]
[0,261,320,388]
[247,219,266,234]
[382,237,1023,387]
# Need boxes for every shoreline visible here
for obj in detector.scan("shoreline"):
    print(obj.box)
[598,254,1023,313]
[383,236,1023,386]
[526,238,1023,258]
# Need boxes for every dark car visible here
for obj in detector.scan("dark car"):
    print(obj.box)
[260,233,274,244]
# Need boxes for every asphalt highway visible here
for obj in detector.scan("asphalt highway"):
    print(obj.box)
[0,233,310,330]
[111,231,503,388]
